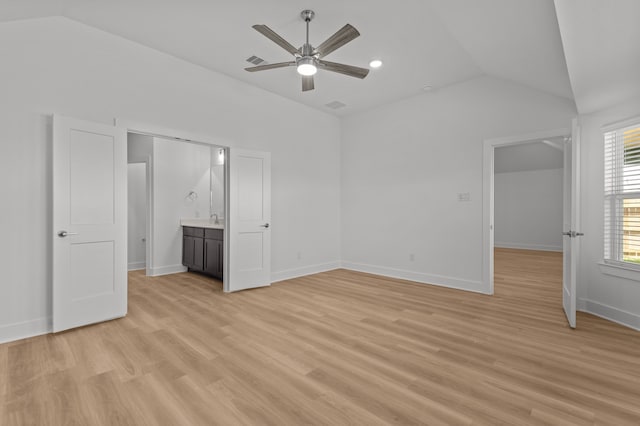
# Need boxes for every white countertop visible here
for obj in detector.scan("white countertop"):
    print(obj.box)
[180,218,224,229]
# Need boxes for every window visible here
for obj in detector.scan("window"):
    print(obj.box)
[604,121,640,266]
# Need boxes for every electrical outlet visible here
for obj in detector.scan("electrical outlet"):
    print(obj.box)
[297,251,302,261]
[409,253,415,261]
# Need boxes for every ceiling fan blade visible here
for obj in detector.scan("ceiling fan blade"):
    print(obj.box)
[302,75,314,92]
[252,25,299,56]
[318,60,369,79]
[314,24,360,57]
[245,61,295,72]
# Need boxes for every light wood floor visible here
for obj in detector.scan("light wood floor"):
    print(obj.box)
[1,248,640,425]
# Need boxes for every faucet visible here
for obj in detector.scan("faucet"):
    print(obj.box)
[211,213,219,224]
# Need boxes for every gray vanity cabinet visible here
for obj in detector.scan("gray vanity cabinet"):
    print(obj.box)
[182,226,223,280]
[204,229,223,280]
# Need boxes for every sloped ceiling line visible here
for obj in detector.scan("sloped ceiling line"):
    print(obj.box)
[0,0,583,115]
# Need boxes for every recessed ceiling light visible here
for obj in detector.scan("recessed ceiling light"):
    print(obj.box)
[422,85,433,92]
[369,59,383,68]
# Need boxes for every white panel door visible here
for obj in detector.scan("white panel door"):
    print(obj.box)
[228,149,271,292]
[53,116,127,332]
[562,119,581,328]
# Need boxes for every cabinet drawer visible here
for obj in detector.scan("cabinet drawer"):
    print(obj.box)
[205,229,223,240]
[183,226,205,238]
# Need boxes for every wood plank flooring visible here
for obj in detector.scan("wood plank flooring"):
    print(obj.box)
[1,248,640,425]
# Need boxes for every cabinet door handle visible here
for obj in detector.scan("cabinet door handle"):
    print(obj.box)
[260,223,270,228]
[57,230,79,238]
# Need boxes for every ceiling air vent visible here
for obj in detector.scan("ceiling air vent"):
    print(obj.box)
[246,55,266,65]
[325,101,347,110]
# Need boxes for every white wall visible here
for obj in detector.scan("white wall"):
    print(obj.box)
[341,76,577,293]
[0,17,341,342]
[128,132,153,163]
[578,96,640,330]
[494,168,563,251]
[151,137,210,275]
[127,163,146,270]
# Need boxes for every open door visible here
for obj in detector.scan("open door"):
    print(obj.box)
[562,118,582,328]
[227,149,271,292]
[53,116,127,332]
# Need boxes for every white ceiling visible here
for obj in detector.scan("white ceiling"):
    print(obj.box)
[4,2,638,116]
[0,0,580,116]
[495,139,564,174]
[554,0,640,114]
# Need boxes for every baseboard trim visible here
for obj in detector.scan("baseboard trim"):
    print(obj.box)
[341,261,487,294]
[495,242,562,252]
[149,264,187,277]
[128,261,146,271]
[578,298,640,331]
[271,261,341,283]
[0,316,52,344]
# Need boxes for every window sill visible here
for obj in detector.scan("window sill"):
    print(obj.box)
[598,261,640,282]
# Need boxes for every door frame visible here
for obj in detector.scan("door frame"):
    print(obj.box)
[117,119,233,291]
[482,127,570,295]
[126,160,151,273]
[144,154,153,277]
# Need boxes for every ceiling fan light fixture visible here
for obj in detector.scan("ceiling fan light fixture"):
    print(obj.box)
[369,59,383,68]
[297,57,317,76]
[247,10,368,91]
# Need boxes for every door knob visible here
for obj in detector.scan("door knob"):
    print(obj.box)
[57,230,79,238]
[260,223,270,228]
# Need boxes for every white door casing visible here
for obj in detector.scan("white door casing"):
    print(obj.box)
[562,119,581,328]
[53,116,127,332]
[227,149,271,292]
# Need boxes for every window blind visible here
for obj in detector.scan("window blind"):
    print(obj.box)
[604,123,640,265]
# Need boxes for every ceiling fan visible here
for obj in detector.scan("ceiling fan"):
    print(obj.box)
[245,10,369,92]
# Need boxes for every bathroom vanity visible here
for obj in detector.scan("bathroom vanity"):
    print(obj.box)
[181,220,224,280]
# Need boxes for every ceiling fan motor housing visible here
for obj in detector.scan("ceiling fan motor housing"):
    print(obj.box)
[300,43,315,57]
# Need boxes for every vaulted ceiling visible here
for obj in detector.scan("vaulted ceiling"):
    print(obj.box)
[1,1,638,116]
[554,0,640,114]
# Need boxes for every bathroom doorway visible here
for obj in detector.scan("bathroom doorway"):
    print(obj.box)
[126,132,227,285]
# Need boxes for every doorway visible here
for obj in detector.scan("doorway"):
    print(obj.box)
[482,126,579,328]
[494,140,564,253]
[126,132,227,289]
[121,123,273,294]
[493,139,565,311]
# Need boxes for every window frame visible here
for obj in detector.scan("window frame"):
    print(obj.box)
[603,116,640,271]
